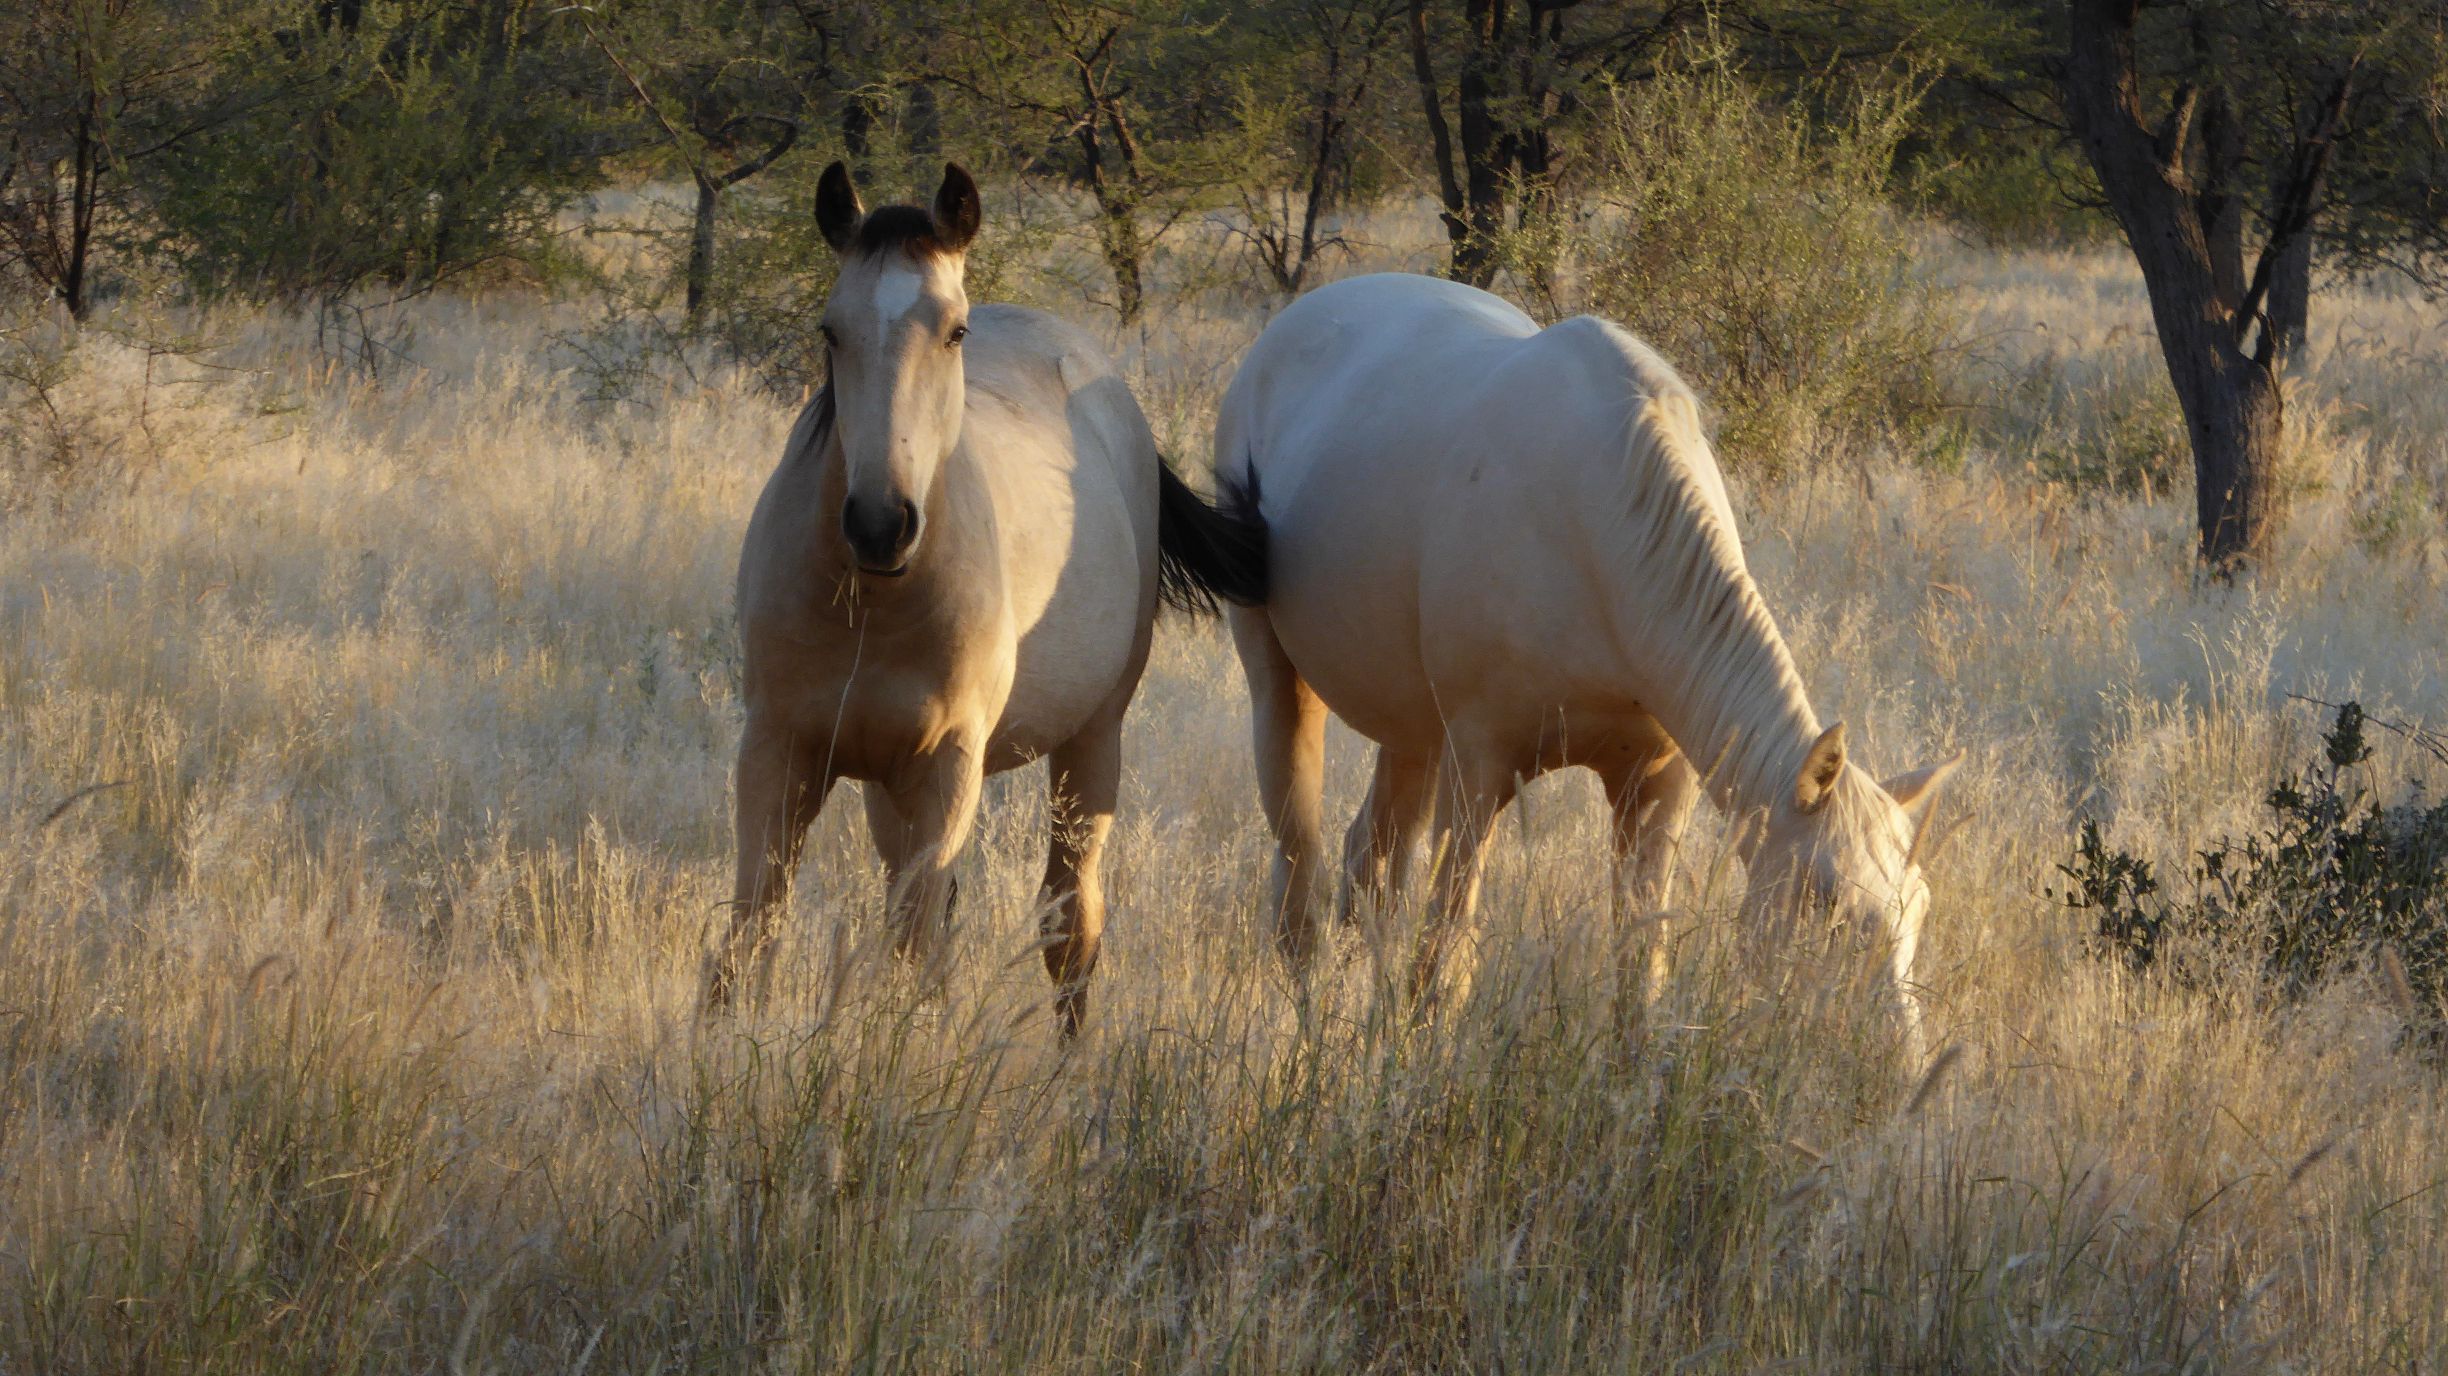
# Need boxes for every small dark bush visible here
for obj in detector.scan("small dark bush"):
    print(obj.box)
[2057,701,2448,1040]
[2056,818,2170,974]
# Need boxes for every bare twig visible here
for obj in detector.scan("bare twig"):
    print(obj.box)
[2285,693,2448,767]
[36,779,128,828]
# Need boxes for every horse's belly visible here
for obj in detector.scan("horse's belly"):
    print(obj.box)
[994,603,1140,763]
[1261,495,1444,749]
[976,411,1156,765]
[1258,451,1639,756]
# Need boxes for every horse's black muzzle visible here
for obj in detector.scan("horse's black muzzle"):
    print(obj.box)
[842,494,922,575]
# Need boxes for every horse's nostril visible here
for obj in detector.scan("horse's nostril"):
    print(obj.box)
[843,493,922,569]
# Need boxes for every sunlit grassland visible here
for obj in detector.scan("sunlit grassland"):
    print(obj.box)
[3,205,2446,1371]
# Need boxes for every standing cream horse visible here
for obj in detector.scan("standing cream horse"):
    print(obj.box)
[1216,273,1958,1051]
[705,163,1263,1035]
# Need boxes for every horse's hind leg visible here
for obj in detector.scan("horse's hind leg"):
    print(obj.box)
[1409,732,1521,1004]
[1340,748,1434,925]
[705,719,833,1010]
[1040,706,1123,1039]
[1598,733,1699,1010]
[1231,606,1329,968]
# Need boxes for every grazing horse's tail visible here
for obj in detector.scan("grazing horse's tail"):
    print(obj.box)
[1155,461,1267,614]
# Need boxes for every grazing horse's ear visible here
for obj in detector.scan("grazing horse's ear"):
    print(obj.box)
[1881,750,1964,815]
[1887,749,1966,870]
[1794,722,1847,814]
[816,161,864,253]
[932,163,981,252]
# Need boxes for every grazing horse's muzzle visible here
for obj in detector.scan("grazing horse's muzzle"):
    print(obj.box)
[842,493,922,575]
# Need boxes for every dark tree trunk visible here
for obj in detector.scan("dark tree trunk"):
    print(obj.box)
[2063,1,2282,571]
[2268,225,2313,363]
[1411,0,1571,289]
[1085,169,1145,323]
[1075,116,1145,323]
[64,96,98,320]
[841,97,874,163]
[682,121,793,321]
[2197,88,2247,303]
[905,81,940,163]
[1450,0,1507,286]
[1410,0,1473,277]
[2169,322,2284,569]
[687,174,719,318]
[1274,39,1347,294]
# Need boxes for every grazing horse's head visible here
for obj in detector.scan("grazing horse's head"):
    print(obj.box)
[812,160,983,577]
[1743,722,1963,962]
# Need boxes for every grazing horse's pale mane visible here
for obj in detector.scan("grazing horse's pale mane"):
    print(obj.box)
[1578,320,1830,823]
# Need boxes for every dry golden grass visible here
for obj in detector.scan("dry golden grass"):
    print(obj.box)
[3,208,2447,1372]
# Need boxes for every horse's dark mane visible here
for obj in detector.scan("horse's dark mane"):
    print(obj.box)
[851,205,954,260]
[795,384,836,467]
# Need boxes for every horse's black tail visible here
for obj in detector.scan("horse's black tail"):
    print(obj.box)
[1155,460,1267,615]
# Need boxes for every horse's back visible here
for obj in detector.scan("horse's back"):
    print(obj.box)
[1223,273,1738,746]
[961,304,1161,759]
[964,303,1155,497]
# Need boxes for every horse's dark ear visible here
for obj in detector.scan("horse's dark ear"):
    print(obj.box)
[932,163,981,251]
[815,161,863,253]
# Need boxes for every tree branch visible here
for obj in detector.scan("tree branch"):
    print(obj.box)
[1408,0,1464,222]
[2238,65,2358,361]
[574,13,706,184]
[711,115,798,189]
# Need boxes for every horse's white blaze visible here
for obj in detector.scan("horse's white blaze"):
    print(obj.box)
[870,262,924,334]
[1216,272,1958,1056]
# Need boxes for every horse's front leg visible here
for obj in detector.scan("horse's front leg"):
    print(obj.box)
[878,732,987,988]
[705,718,833,1011]
[1600,740,1699,1011]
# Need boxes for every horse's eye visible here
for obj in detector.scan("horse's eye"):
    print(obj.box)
[947,324,968,348]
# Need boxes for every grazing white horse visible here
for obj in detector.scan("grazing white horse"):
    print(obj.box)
[705,163,1263,1035]
[1216,272,1958,1049]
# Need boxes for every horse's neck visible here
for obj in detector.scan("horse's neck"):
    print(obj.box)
[1672,617,1821,825]
[1640,520,1822,826]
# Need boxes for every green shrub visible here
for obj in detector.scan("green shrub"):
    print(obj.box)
[142,5,607,306]
[1904,138,2115,248]
[1569,49,1956,470]
[559,162,1051,405]
[2059,702,2448,1041]
[2004,353,2191,499]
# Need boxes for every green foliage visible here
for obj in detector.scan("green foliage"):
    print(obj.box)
[0,0,265,315]
[560,163,1052,405]
[2057,818,2171,973]
[2061,702,2448,1041]
[921,0,1254,321]
[1202,0,1406,293]
[1907,140,2114,247]
[1999,353,2191,500]
[142,1,610,304]
[1571,50,1956,469]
